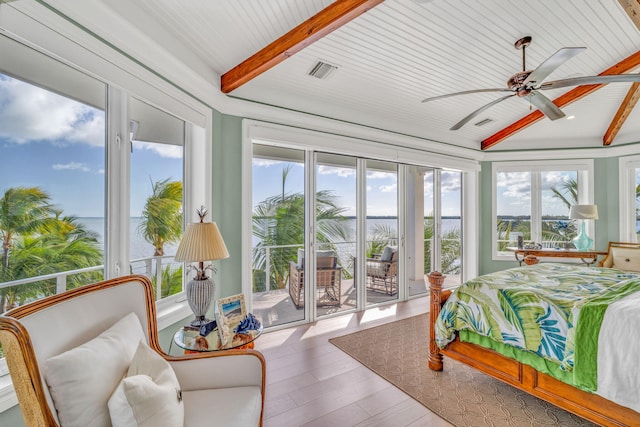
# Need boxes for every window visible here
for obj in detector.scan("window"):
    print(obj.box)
[0,71,107,312]
[619,155,640,242]
[0,34,210,312]
[129,98,185,301]
[492,160,594,259]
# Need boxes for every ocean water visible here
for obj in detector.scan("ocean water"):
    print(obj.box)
[79,217,461,259]
[79,217,179,260]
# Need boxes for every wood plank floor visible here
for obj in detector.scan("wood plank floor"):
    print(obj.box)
[253,296,453,427]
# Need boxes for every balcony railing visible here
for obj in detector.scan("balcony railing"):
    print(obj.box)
[252,238,460,292]
[0,255,181,313]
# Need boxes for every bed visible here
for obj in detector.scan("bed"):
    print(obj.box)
[428,263,640,427]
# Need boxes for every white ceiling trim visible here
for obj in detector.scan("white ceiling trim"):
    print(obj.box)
[245,119,481,172]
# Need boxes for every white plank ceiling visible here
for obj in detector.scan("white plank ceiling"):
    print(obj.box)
[42,0,640,151]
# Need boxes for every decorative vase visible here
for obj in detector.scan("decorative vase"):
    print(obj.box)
[186,278,215,326]
[572,221,593,251]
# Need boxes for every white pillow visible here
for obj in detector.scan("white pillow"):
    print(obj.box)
[611,246,640,272]
[44,312,145,427]
[108,341,184,427]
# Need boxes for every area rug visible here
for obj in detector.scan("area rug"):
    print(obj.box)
[329,314,596,427]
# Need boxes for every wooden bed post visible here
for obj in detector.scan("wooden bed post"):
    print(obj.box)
[428,271,444,371]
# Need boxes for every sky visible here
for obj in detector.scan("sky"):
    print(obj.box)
[0,73,182,218]
[251,159,462,217]
[496,171,577,217]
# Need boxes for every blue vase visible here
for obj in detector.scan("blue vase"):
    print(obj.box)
[572,222,593,251]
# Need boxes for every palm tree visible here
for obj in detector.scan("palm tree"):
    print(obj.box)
[0,214,103,311]
[0,187,55,269]
[252,166,350,291]
[138,178,183,256]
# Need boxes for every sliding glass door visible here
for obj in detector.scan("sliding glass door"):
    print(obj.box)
[249,143,464,326]
[251,145,306,328]
[315,153,357,316]
[365,160,399,305]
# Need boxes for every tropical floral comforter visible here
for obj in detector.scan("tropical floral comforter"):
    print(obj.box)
[435,263,640,390]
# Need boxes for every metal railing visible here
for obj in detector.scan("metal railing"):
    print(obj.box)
[0,255,181,312]
[253,238,460,292]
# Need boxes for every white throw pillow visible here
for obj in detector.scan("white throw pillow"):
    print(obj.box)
[611,246,640,272]
[108,341,184,427]
[44,312,145,427]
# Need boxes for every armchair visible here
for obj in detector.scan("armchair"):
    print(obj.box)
[366,246,398,295]
[0,275,265,427]
[599,241,640,271]
[289,251,342,308]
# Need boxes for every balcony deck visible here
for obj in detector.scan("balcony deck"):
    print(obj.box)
[252,275,460,329]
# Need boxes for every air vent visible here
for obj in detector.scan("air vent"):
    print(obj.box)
[474,118,494,127]
[308,61,338,80]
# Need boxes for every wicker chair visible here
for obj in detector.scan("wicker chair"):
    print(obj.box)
[289,254,342,308]
[366,247,398,295]
[0,275,265,427]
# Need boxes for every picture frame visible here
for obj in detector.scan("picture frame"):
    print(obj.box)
[215,293,247,344]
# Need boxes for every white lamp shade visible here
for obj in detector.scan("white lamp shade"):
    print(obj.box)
[569,205,599,220]
[174,222,229,262]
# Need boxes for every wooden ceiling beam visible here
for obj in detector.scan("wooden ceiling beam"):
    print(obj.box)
[603,80,640,146]
[220,0,384,94]
[481,49,640,150]
[618,0,640,31]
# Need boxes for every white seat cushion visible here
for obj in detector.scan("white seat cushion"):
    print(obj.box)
[43,312,145,427]
[108,341,184,427]
[182,386,262,427]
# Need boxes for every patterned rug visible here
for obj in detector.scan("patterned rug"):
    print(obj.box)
[329,314,596,427]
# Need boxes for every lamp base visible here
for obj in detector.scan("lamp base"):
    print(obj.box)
[186,278,215,327]
[572,222,593,251]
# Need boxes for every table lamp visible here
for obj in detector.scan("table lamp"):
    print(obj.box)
[175,207,229,326]
[569,204,598,251]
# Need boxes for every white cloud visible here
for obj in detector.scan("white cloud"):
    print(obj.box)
[317,165,355,177]
[0,76,105,147]
[52,162,91,172]
[367,171,395,180]
[252,158,283,167]
[134,141,183,159]
[379,184,397,193]
[441,171,461,193]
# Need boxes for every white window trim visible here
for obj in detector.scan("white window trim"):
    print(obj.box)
[0,10,213,414]
[618,155,640,242]
[492,159,595,261]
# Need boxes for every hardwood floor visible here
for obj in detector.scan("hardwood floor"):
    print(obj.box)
[253,295,453,427]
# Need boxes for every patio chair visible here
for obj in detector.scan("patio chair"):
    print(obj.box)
[0,275,265,427]
[366,246,398,295]
[289,250,342,308]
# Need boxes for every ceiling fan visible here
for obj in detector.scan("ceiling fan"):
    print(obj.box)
[422,36,640,131]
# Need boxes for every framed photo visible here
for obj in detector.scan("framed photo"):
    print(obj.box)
[216,294,246,344]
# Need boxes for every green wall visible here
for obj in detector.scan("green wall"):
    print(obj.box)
[211,111,244,298]
[478,157,621,276]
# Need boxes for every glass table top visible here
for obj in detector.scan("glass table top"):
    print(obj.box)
[173,322,262,352]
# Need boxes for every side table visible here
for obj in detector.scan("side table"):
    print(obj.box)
[172,321,262,353]
[507,247,607,267]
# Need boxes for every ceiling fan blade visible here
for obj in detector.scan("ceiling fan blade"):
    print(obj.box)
[526,91,565,121]
[540,74,640,90]
[422,88,512,103]
[523,47,586,86]
[449,94,515,130]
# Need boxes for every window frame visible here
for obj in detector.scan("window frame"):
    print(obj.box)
[492,159,595,261]
[618,154,640,242]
